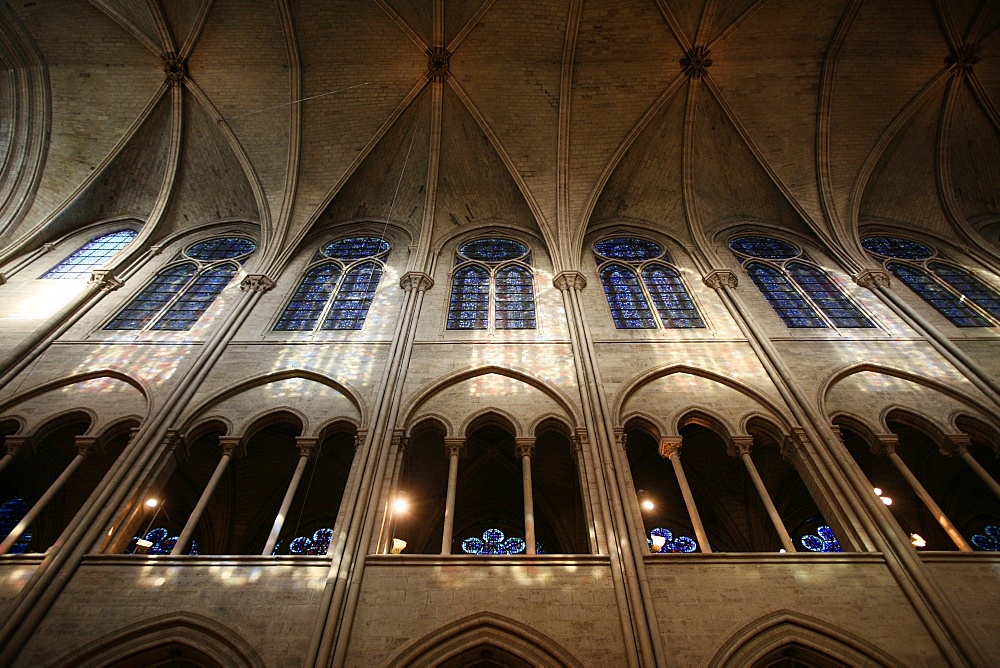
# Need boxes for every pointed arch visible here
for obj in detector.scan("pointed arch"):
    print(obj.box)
[388,612,582,667]
[58,611,265,667]
[711,609,900,667]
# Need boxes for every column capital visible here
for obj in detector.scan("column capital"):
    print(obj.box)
[164,429,187,462]
[853,269,890,291]
[89,269,124,291]
[613,426,627,450]
[781,427,809,463]
[553,271,587,291]
[872,434,899,457]
[399,271,434,292]
[391,429,409,453]
[703,269,738,290]
[572,428,588,453]
[42,242,57,252]
[295,436,320,458]
[444,437,465,458]
[353,429,368,452]
[217,436,245,458]
[728,435,754,457]
[74,435,101,457]
[515,437,536,458]
[4,435,32,458]
[941,433,971,456]
[239,274,276,293]
[658,436,683,459]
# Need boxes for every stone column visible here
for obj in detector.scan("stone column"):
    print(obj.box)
[658,436,711,553]
[0,436,31,474]
[516,437,537,555]
[942,434,1000,502]
[876,435,972,551]
[729,436,796,552]
[172,436,244,555]
[440,437,465,555]
[263,437,318,556]
[0,436,98,555]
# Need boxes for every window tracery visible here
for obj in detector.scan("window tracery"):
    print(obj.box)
[275,236,390,332]
[593,237,704,329]
[125,527,198,555]
[447,239,535,330]
[862,235,1000,327]
[730,235,873,328]
[460,527,543,555]
[41,229,137,280]
[106,237,256,331]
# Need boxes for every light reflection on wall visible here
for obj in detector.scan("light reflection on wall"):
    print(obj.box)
[0,279,88,322]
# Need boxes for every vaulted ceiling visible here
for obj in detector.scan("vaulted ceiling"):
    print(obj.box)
[1,0,998,274]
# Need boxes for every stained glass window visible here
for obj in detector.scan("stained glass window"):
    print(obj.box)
[862,235,1000,327]
[271,527,334,555]
[0,497,32,554]
[800,525,843,553]
[461,528,529,555]
[41,230,138,280]
[447,238,535,330]
[594,238,703,329]
[730,235,871,329]
[648,527,698,553]
[106,237,255,331]
[125,527,198,555]
[971,524,999,551]
[275,236,390,333]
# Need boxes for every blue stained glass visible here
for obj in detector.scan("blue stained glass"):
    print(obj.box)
[787,262,874,328]
[448,265,490,329]
[648,528,698,553]
[729,236,799,259]
[323,236,390,260]
[124,527,198,555]
[746,262,825,327]
[495,265,536,329]
[152,264,239,330]
[929,262,1000,320]
[800,525,842,553]
[887,262,990,327]
[275,264,342,331]
[323,261,383,330]
[971,525,999,551]
[642,263,704,328]
[861,236,933,260]
[186,237,256,261]
[272,527,335,555]
[0,497,32,554]
[594,238,664,262]
[600,264,656,329]
[461,528,528,555]
[458,239,528,263]
[105,263,197,330]
[42,230,138,280]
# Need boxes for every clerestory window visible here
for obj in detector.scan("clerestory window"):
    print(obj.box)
[594,237,704,329]
[41,229,138,279]
[275,236,390,331]
[105,237,256,331]
[729,235,873,328]
[862,235,1000,327]
[447,238,535,330]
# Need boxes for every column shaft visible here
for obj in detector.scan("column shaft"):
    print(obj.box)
[172,452,232,555]
[739,451,795,552]
[441,442,462,555]
[959,451,1000,502]
[886,451,972,551]
[263,453,311,556]
[0,452,88,554]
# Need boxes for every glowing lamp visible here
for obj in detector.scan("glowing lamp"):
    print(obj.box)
[391,538,407,554]
[641,500,655,511]
[392,493,410,514]
[880,496,893,506]
[873,487,882,495]
[910,533,927,548]
[637,489,654,511]
[650,534,666,553]
[145,498,159,508]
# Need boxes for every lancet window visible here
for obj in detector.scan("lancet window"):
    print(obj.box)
[105,236,256,331]
[593,237,704,329]
[447,238,535,330]
[275,236,390,331]
[41,229,138,279]
[729,235,873,328]
[862,235,1000,327]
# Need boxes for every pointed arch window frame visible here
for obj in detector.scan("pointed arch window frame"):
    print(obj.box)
[40,228,139,280]
[104,236,257,332]
[446,238,537,331]
[592,236,705,330]
[273,236,391,332]
[862,234,1000,328]
[729,235,875,329]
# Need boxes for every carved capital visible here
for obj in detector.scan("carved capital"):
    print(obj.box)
[352,429,368,452]
[658,436,683,459]
[703,270,738,290]
[162,52,188,85]
[426,46,451,81]
[515,437,536,459]
[390,429,409,453]
[781,427,809,463]
[42,242,57,252]
[572,428,589,453]
[444,437,465,459]
[240,274,276,293]
[399,271,434,292]
[941,434,971,457]
[613,426,627,451]
[217,436,245,459]
[162,429,186,462]
[75,435,101,457]
[873,434,899,457]
[728,435,754,458]
[553,271,587,292]
[680,46,713,79]
[4,435,31,458]
[89,269,124,291]
[295,436,320,459]
[853,269,890,291]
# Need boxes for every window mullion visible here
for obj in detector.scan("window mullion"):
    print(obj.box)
[785,260,840,330]
[638,261,663,329]
[314,261,346,332]
[926,261,1000,327]
[145,263,203,331]
[488,264,497,330]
